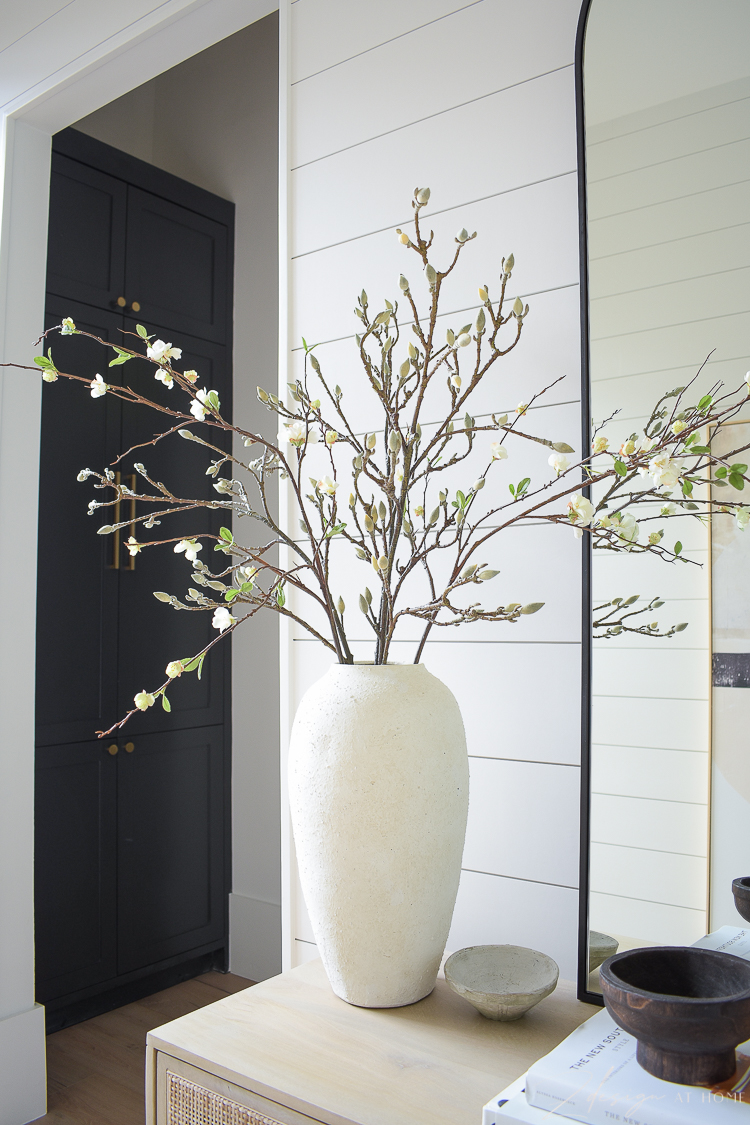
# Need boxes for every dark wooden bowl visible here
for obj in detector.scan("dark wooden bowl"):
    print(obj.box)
[600,946,750,1086]
[732,877,750,923]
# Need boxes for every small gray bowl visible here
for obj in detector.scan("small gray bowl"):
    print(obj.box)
[444,944,559,1021]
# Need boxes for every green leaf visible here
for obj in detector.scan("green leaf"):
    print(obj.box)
[689,445,711,454]
[674,541,683,555]
[220,527,233,543]
[109,354,131,367]
[686,502,699,510]
[614,460,627,477]
[276,585,286,608]
[509,483,516,497]
[713,479,728,487]
[731,463,748,474]
[161,693,171,712]
[729,474,745,491]
[197,653,205,680]
[681,479,693,497]
[698,394,713,411]
[207,390,220,411]
[183,657,201,672]
[225,589,238,602]
[456,490,466,506]
[517,477,530,495]
[553,442,575,453]
[34,355,54,369]
[715,466,728,478]
[136,324,149,339]
[325,522,347,538]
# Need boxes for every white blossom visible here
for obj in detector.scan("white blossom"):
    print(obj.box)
[325,430,338,446]
[456,333,471,348]
[318,476,338,495]
[125,536,141,556]
[190,388,210,421]
[147,339,182,364]
[61,317,76,335]
[280,420,318,448]
[672,419,687,435]
[568,494,595,532]
[155,369,174,389]
[490,442,508,461]
[90,374,107,398]
[661,502,677,516]
[592,436,609,453]
[650,453,683,489]
[212,606,235,632]
[166,660,184,678]
[737,508,750,531]
[548,451,570,475]
[134,689,155,711]
[451,374,462,389]
[611,511,639,545]
[174,538,202,562]
[516,402,528,415]
[183,369,198,384]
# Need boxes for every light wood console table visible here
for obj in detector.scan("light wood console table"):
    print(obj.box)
[146,959,592,1125]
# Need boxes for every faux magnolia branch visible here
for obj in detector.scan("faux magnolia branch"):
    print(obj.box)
[6,187,750,735]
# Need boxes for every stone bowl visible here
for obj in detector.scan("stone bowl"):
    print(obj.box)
[732,877,750,923]
[589,931,619,974]
[444,945,559,1022]
[600,946,750,1086]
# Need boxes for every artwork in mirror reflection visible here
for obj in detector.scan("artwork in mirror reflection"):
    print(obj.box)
[583,0,750,992]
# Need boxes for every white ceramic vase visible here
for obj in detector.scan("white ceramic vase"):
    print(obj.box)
[288,663,469,1008]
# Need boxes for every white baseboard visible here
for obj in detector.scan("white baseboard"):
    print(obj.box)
[0,1004,46,1125]
[229,892,282,982]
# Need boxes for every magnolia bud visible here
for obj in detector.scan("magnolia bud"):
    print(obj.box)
[475,308,485,333]
[397,230,410,245]
[473,478,485,491]
[366,433,377,450]
[399,274,409,291]
[408,342,418,359]
[457,333,471,348]
[504,253,515,274]
[379,501,386,521]
[257,387,269,403]
[456,227,470,243]
[416,187,430,204]
[349,493,356,507]
[451,374,462,389]
[513,296,524,317]
[428,507,440,526]
[425,263,437,288]
[154,591,171,603]
[337,597,345,614]
[478,286,489,303]
[389,431,402,453]
[378,555,389,570]
[399,359,410,380]
[364,514,375,533]
[97,525,114,535]
[446,328,455,347]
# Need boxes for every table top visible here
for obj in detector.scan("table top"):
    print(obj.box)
[148,959,594,1125]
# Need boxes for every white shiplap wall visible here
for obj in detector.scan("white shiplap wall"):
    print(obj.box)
[284,0,585,979]
[587,76,750,947]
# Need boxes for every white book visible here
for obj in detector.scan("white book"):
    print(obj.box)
[522,927,750,1125]
[482,927,750,1125]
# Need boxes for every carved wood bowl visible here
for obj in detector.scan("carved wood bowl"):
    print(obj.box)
[600,946,750,1086]
[732,877,750,923]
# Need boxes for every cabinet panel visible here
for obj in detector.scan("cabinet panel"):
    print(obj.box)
[46,154,126,309]
[35,741,118,1000]
[126,188,230,344]
[117,726,225,975]
[35,298,123,747]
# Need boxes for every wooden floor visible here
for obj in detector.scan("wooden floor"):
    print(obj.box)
[34,972,254,1125]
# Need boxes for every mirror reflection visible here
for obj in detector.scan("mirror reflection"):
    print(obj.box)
[584,0,750,991]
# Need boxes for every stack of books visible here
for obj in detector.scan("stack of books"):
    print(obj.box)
[483,927,750,1125]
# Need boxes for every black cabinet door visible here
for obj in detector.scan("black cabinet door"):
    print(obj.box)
[125,187,230,344]
[116,726,225,975]
[35,741,118,1002]
[46,154,126,310]
[36,298,123,748]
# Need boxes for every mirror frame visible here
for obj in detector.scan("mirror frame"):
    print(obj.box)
[574,0,603,1006]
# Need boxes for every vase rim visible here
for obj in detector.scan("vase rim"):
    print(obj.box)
[340,661,425,668]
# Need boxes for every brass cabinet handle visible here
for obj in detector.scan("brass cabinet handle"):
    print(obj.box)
[127,474,137,571]
[131,301,141,312]
[108,471,122,569]
[124,742,135,753]
[116,296,126,308]
[107,744,119,756]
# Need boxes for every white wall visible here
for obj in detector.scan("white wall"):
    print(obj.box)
[585,5,750,951]
[0,3,276,1120]
[284,0,585,981]
[75,12,283,984]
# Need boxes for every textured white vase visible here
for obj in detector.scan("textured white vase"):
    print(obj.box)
[288,662,469,1008]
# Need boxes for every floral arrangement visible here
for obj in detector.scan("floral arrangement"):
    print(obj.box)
[10,188,749,733]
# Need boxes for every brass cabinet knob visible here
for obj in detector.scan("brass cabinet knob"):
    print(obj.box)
[116,296,126,308]
[107,744,119,756]
[131,301,141,312]
[125,742,135,753]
